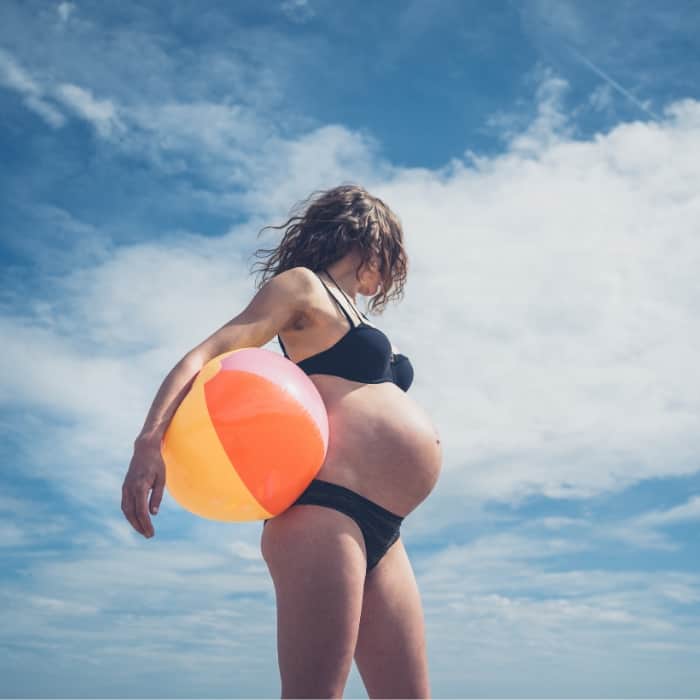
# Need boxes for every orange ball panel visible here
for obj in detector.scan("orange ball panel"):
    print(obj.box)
[204,368,325,516]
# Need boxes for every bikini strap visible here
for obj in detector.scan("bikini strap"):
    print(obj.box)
[323,269,364,326]
[316,271,359,327]
[279,270,361,358]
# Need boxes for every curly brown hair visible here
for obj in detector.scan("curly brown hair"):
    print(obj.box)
[248,183,408,315]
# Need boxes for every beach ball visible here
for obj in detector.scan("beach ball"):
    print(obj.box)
[160,347,329,522]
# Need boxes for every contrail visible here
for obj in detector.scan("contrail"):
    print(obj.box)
[568,46,661,121]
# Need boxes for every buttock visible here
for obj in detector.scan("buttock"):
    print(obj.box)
[263,479,404,572]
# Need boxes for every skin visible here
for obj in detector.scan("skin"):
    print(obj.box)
[120,248,384,541]
[320,247,383,306]
[124,244,433,697]
[262,247,434,698]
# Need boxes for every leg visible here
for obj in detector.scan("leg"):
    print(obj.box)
[285,479,404,574]
[354,537,431,699]
[261,503,367,699]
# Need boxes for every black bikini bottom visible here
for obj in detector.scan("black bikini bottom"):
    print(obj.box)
[263,478,404,572]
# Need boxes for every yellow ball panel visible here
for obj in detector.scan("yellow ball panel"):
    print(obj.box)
[161,365,274,522]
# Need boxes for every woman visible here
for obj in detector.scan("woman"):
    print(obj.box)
[122,184,443,698]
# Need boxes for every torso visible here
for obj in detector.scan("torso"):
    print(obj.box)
[278,270,442,517]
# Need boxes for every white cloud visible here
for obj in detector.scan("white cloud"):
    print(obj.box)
[0,520,27,547]
[4,80,699,533]
[2,1,699,695]
[569,46,662,121]
[229,539,263,561]
[634,495,700,527]
[507,67,574,153]
[2,47,700,693]
[0,48,66,127]
[57,2,77,24]
[55,83,126,138]
[529,0,585,42]
[280,0,315,24]
[589,82,614,113]
[411,526,697,695]
[655,581,700,605]
[518,1,695,122]
[0,535,274,694]
[3,501,697,697]
[0,492,72,548]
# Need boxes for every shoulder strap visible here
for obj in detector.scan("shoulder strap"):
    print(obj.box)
[277,334,289,357]
[315,271,358,327]
[323,270,364,326]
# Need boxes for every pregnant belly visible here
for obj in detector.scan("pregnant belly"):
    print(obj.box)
[313,380,443,517]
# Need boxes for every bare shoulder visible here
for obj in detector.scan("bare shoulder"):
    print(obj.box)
[264,266,317,330]
[289,265,318,292]
[282,266,322,330]
[185,266,317,364]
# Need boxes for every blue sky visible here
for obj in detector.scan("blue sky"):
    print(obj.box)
[1,0,699,697]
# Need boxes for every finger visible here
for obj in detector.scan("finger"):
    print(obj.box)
[122,489,143,536]
[149,472,164,516]
[135,487,154,538]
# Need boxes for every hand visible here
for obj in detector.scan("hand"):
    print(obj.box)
[121,442,166,538]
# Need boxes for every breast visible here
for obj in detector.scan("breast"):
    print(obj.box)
[311,378,443,516]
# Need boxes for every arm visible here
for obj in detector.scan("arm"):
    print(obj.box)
[123,267,313,538]
[134,266,314,449]
[133,355,203,450]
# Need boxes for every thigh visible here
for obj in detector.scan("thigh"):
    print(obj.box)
[354,537,431,699]
[261,504,368,699]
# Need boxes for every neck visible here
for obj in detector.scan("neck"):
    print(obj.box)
[323,268,359,305]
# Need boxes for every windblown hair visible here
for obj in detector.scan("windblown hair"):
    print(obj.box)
[248,184,408,315]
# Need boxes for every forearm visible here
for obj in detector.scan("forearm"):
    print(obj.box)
[134,354,203,449]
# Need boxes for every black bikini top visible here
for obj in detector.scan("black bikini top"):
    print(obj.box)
[277,269,414,392]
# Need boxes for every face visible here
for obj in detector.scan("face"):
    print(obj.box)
[359,252,383,296]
